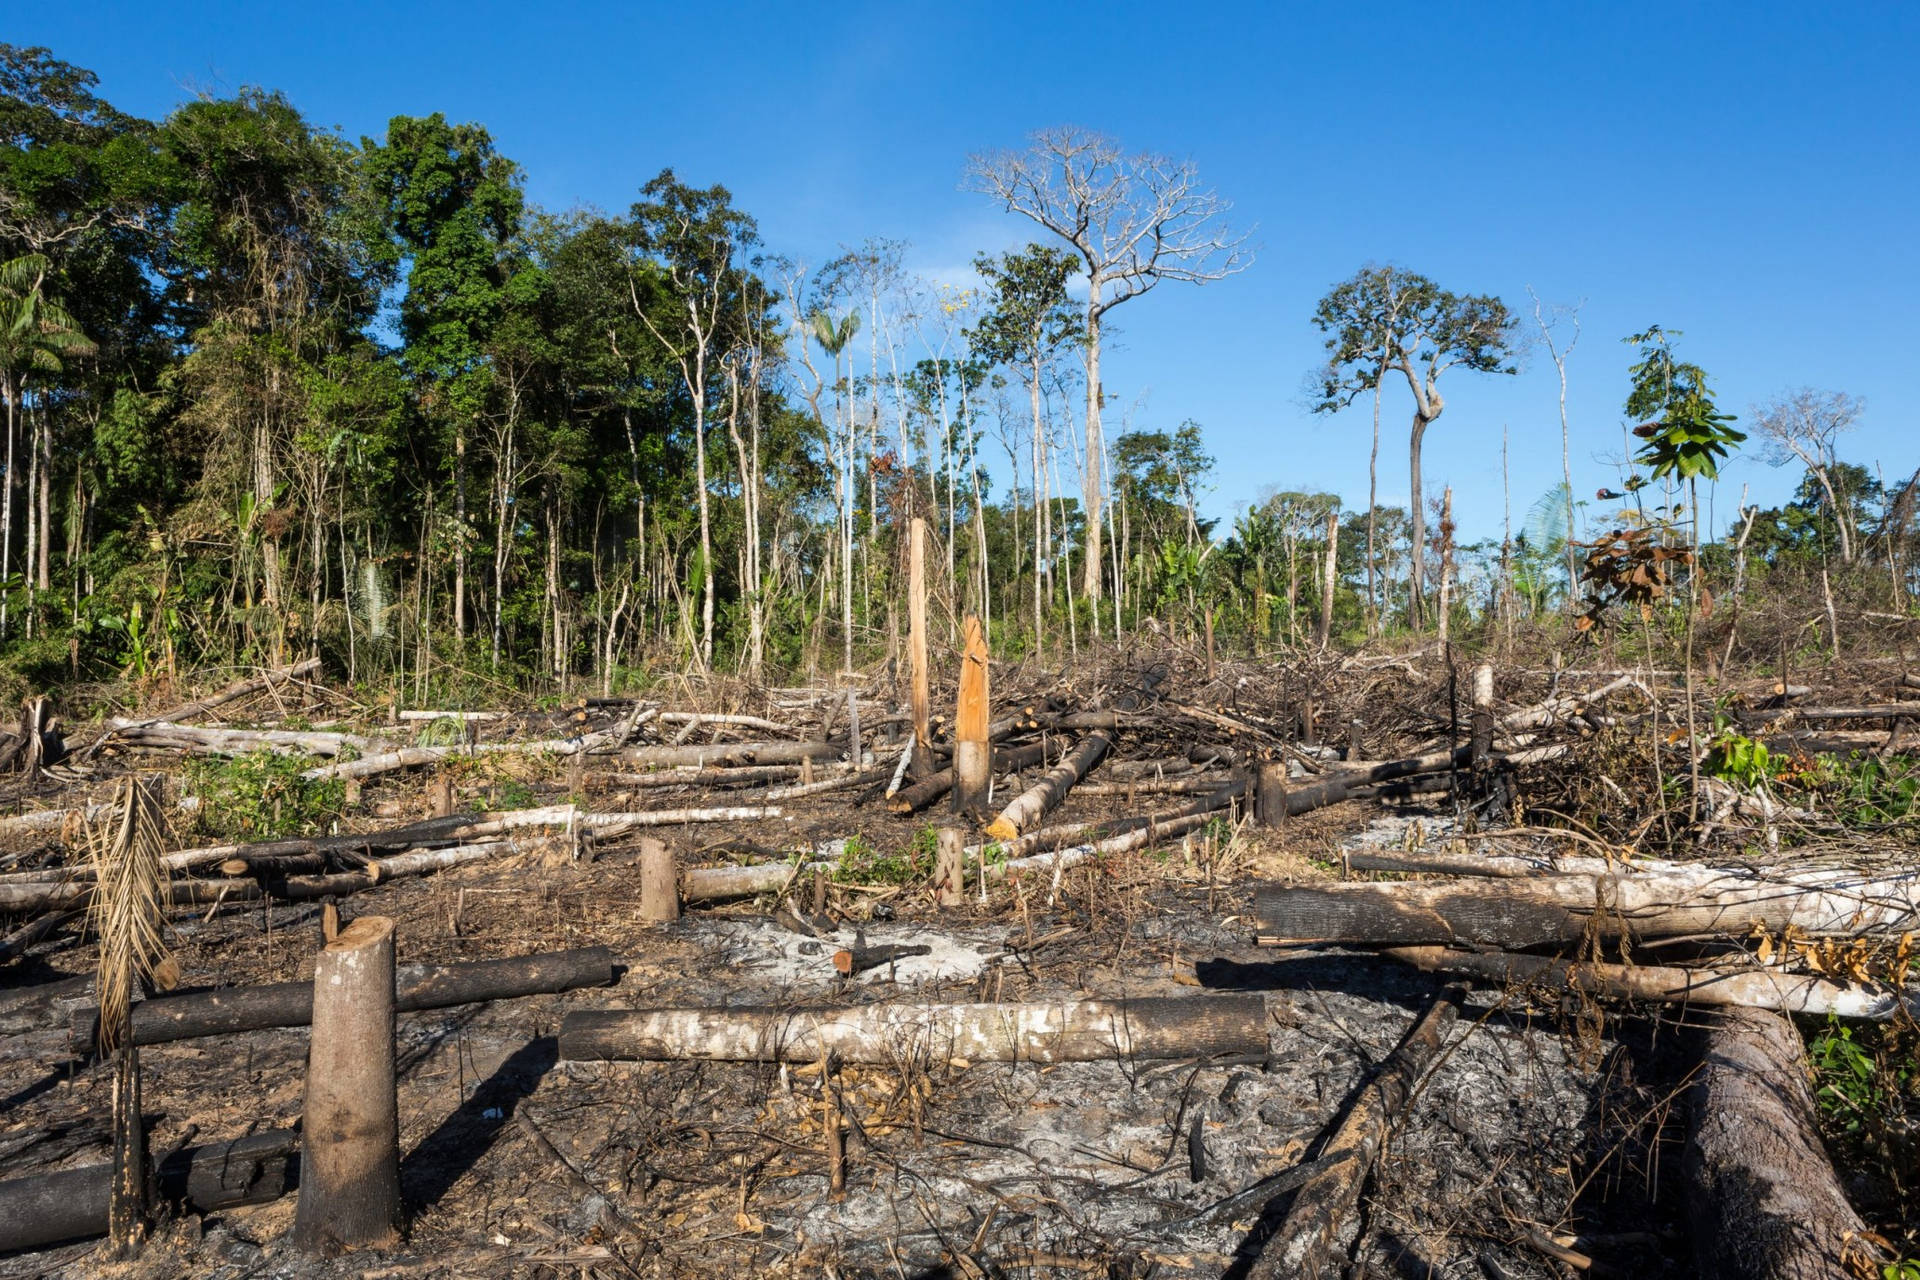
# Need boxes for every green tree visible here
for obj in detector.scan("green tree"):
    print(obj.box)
[1311,265,1515,627]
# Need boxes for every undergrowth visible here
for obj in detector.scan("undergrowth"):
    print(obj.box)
[1804,1016,1918,1264]
[184,751,346,841]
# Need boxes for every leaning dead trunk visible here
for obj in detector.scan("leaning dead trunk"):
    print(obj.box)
[560,995,1268,1065]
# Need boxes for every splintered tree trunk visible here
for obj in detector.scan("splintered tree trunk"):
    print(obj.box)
[984,731,1112,841]
[953,616,991,818]
[1685,1009,1873,1279]
[560,995,1267,1065]
[291,916,400,1254]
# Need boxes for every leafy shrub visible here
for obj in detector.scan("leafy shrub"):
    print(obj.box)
[185,751,345,840]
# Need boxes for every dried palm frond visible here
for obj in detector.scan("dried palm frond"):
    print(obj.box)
[87,776,174,1054]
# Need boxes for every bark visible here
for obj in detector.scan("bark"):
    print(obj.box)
[1256,864,1920,949]
[0,1128,299,1253]
[638,840,678,923]
[1246,991,1458,1280]
[983,730,1112,841]
[105,720,385,758]
[908,516,930,748]
[560,994,1268,1065]
[1388,947,1919,1020]
[66,947,614,1051]
[291,917,401,1253]
[1684,1009,1876,1279]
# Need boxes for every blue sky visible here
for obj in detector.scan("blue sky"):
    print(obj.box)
[15,1,1918,541]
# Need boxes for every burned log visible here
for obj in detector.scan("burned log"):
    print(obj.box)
[67,947,616,1051]
[1247,991,1459,1280]
[1256,865,1920,949]
[983,731,1113,841]
[887,741,1050,816]
[1388,946,1920,1020]
[560,994,1269,1065]
[0,1128,299,1253]
[1685,1008,1880,1279]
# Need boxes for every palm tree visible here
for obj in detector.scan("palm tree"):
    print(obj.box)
[0,253,97,634]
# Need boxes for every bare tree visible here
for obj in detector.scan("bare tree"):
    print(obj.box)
[1752,388,1865,564]
[966,128,1252,618]
[1528,288,1583,602]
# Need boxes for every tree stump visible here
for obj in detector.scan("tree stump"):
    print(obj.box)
[1255,761,1289,828]
[638,839,679,923]
[290,916,401,1254]
[935,827,966,908]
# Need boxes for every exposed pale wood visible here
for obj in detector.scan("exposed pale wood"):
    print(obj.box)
[1685,1008,1878,1278]
[1247,991,1458,1280]
[1388,946,1920,1019]
[936,827,966,908]
[560,994,1269,1064]
[107,719,385,759]
[291,917,400,1253]
[953,616,991,816]
[983,731,1112,841]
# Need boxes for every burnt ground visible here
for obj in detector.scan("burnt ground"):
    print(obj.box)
[0,768,1699,1280]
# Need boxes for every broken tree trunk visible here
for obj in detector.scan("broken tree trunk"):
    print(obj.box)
[1256,864,1920,949]
[953,615,991,817]
[560,995,1269,1065]
[1389,946,1920,1020]
[0,1128,299,1253]
[983,730,1113,841]
[638,841,678,923]
[66,947,615,1051]
[1685,1008,1879,1279]
[887,741,1049,816]
[290,916,401,1254]
[1247,990,1459,1280]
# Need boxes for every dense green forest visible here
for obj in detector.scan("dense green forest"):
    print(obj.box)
[0,45,1911,699]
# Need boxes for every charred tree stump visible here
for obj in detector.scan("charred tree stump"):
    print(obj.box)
[1685,1008,1878,1279]
[290,916,401,1254]
[1255,761,1289,828]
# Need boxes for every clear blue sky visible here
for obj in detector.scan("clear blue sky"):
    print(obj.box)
[15,1,1918,541]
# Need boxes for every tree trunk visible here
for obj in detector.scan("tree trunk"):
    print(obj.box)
[560,994,1268,1065]
[290,916,401,1254]
[983,731,1112,841]
[1685,1009,1877,1279]
[1081,288,1104,605]
[1407,411,1430,627]
[1317,507,1338,647]
[1247,992,1458,1280]
[953,616,991,817]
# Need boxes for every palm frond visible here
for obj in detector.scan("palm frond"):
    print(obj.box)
[87,777,174,1054]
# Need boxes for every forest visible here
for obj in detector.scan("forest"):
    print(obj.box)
[2,43,1906,701]
[3,35,1918,1280]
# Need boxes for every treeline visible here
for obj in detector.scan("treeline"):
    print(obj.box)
[0,45,1912,699]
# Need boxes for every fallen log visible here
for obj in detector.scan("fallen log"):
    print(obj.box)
[887,741,1050,816]
[1388,947,1920,1020]
[1256,864,1920,949]
[106,719,385,758]
[1778,702,1920,721]
[1685,1009,1881,1279]
[655,711,794,733]
[0,1128,299,1253]
[560,994,1268,1065]
[997,782,1242,860]
[66,946,615,1051]
[608,764,802,789]
[302,730,632,781]
[831,943,933,976]
[984,731,1113,841]
[1246,991,1459,1280]
[619,740,836,769]
[680,859,828,903]
[146,657,323,725]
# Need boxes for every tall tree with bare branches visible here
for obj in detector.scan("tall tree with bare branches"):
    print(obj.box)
[965,127,1250,621]
[1752,388,1866,565]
